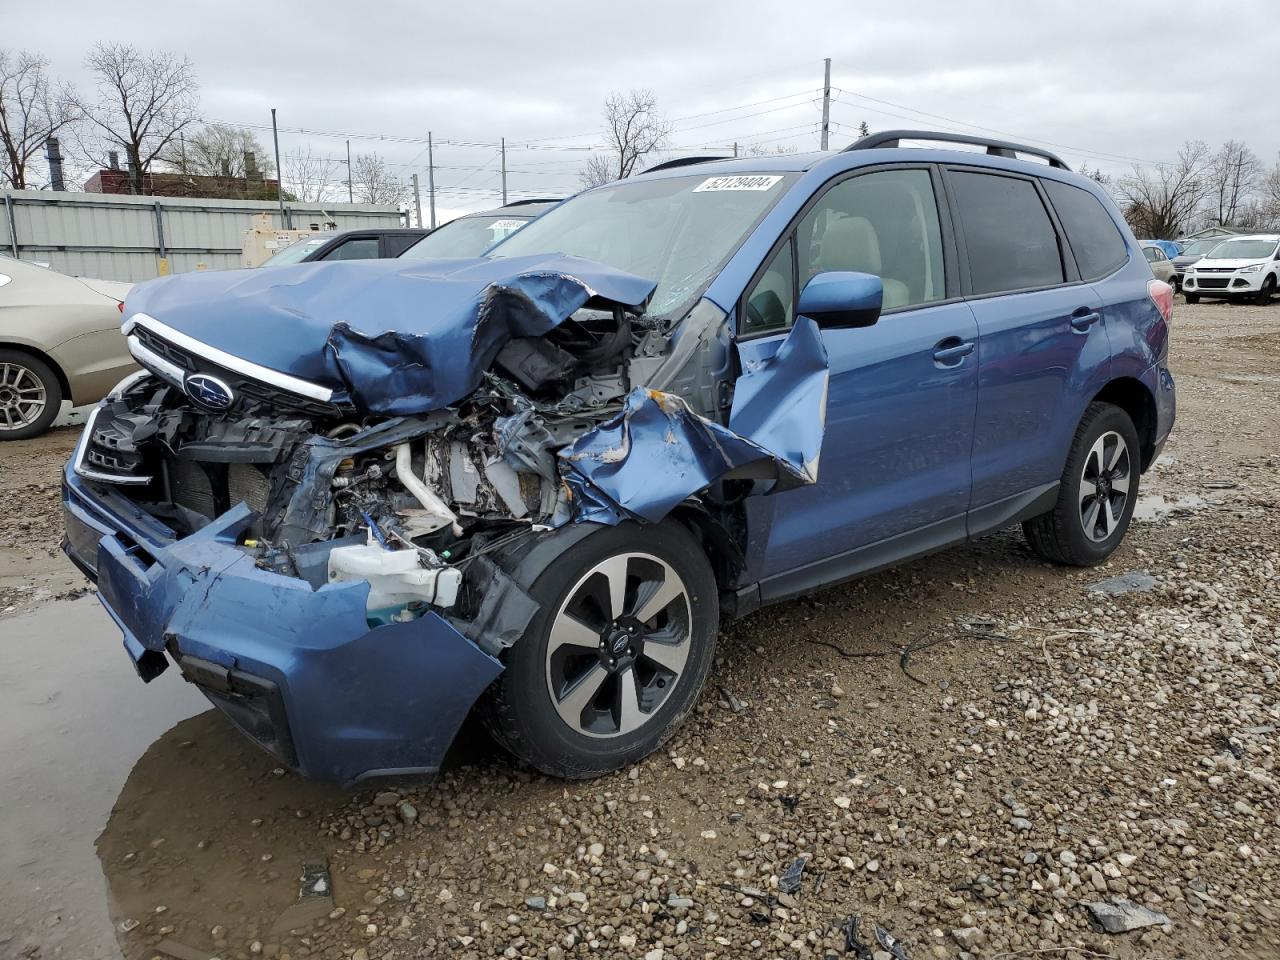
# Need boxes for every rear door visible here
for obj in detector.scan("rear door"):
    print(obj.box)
[945,167,1112,517]
[742,166,980,589]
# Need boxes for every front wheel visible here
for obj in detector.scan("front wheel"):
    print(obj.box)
[1023,402,1141,566]
[0,349,63,441]
[1256,276,1276,305]
[481,521,718,778]
[1184,293,1200,304]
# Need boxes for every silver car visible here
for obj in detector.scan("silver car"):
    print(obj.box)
[0,257,135,439]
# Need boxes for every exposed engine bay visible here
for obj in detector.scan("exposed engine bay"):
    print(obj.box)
[76,255,828,640]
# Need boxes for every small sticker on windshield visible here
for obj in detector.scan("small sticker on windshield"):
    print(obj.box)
[693,175,783,193]
[488,219,525,231]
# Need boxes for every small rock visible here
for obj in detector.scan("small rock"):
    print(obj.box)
[834,796,852,809]
[525,896,547,911]
[373,791,400,806]
[951,927,984,949]
[1085,900,1171,933]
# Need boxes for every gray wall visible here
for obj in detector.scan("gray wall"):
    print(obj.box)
[1,190,404,282]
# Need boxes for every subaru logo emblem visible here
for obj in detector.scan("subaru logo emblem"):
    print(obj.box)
[184,373,235,410]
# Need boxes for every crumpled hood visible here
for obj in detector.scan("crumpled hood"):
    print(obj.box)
[123,255,655,415]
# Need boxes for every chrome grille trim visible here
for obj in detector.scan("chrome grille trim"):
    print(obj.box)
[122,313,335,403]
[73,406,154,486]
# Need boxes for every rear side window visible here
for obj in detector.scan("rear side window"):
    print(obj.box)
[1044,180,1128,280]
[950,171,1064,295]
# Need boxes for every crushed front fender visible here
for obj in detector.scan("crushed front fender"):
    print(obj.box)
[559,316,829,523]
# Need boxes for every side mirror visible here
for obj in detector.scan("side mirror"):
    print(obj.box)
[798,271,883,329]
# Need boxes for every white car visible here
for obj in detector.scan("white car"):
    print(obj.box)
[1182,234,1280,305]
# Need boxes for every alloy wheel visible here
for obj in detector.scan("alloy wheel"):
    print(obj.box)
[1079,430,1131,543]
[0,362,47,432]
[545,552,692,739]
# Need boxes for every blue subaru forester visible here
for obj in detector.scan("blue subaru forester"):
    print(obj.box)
[63,130,1175,783]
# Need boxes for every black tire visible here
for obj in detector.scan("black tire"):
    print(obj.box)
[1256,276,1276,306]
[0,349,63,441]
[1184,293,1200,304]
[481,520,718,779]
[1023,402,1141,567]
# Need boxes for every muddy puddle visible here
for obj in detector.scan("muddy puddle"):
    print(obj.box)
[0,598,206,959]
[1132,491,1213,522]
[0,595,499,960]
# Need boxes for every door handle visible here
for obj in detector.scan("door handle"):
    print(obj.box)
[932,338,976,364]
[1070,310,1101,331]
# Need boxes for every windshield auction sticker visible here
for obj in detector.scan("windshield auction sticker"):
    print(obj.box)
[692,175,783,192]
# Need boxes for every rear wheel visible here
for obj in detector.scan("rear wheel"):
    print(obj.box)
[1023,402,1140,566]
[481,521,718,778]
[0,349,62,441]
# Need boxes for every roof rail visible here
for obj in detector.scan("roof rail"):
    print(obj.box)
[500,197,563,207]
[844,129,1069,170]
[640,155,731,175]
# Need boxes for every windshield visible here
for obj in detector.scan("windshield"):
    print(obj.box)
[261,235,328,267]
[401,215,532,260]
[489,173,796,317]
[1180,239,1221,257]
[1204,239,1278,260]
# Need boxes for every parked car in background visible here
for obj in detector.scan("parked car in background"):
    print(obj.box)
[261,228,428,267]
[399,199,561,260]
[1182,234,1280,304]
[1141,243,1178,286]
[0,257,135,440]
[63,130,1174,783]
[1140,239,1182,260]
[1171,238,1229,289]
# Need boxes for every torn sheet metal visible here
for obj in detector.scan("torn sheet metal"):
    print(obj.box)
[560,316,828,523]
[123,254,655,415]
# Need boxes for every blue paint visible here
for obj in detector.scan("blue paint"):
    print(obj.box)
[125,254,655,416]
[63,469,502,785]
[560,317,829,524]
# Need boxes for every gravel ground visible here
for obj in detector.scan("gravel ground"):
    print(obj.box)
[4,298,1279,960]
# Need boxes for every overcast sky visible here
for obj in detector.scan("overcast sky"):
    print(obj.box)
[14,0,1279,223]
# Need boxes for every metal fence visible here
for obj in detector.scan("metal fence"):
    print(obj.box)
[1,190,405,282]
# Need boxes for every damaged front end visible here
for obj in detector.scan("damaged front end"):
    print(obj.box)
[63,255,827,783]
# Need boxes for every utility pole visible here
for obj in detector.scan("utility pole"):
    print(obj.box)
[270,108,285,226]
[500,137,508,206]
[411,173,423,228]
[346,139,353,203]
[820,58,831,151]
[427,131,436,228]
[733,141,739,158]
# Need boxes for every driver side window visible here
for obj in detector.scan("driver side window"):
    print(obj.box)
[741,168,946,337]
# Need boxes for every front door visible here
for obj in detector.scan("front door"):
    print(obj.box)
[737,167,979,593]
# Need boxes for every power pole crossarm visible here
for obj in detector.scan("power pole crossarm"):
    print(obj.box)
[820,58,832,151]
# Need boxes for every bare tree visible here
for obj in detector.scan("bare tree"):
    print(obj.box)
[1208,140,1262,227]
[284,147,337,203]
[77,43,199,194]
[1117,140,1212,239]
[858,121,870,138]
[745,142,800,157]
[165,124,272,179]
[578,153,615,189]
[351,152,407,205]
[579,89,671,187]
[1262,158,1280,221]
[0,49,78,189]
